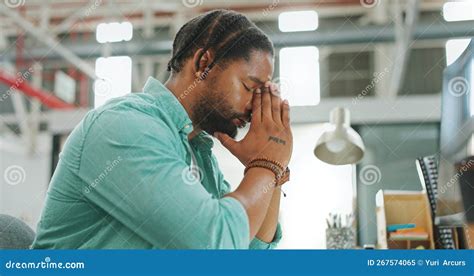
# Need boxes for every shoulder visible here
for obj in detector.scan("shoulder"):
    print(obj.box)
[84,93,178,141]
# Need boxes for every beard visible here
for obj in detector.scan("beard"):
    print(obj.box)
[191,88,245,139]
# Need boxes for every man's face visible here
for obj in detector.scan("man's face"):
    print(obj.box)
[192,50,274,138]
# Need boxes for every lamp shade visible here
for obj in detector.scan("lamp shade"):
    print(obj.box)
[314,107,365,165]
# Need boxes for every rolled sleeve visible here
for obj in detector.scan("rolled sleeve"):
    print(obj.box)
[249,223,282,249]
[219,197,250,248]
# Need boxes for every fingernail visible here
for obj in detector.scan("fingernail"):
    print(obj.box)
[283,99,289,105]
[255,88,261,94]
[272,87,281,96]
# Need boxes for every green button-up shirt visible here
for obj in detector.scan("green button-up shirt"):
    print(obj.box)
[32,77,281,249]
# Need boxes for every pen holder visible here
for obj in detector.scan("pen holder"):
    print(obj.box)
[326,227,356,249]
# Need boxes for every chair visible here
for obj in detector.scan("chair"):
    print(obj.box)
[0,214,35,249]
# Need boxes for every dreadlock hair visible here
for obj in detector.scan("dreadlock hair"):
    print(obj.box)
[167,9,274,75]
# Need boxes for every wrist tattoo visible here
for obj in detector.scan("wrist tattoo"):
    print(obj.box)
[268,136,286,145]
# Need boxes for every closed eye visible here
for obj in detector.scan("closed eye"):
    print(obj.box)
[242,82,253,93]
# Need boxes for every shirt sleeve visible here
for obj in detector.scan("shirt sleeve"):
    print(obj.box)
[78,109,250,249]
[248,223,282,249]
[212,155,282,249]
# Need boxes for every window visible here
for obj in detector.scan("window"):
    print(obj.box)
[279,46,320,106]
[96,22,133,43]
[443,1,474,22]
[327,51,374,98]
[446,39,472,66]
[94,21,133,108]
[401,48,445,95]
[278,10,318,32]
[94,56,132,108]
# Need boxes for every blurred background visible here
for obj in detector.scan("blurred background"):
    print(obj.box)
[0,0,473,249]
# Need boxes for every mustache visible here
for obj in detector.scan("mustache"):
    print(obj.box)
[233,111,252,122]
[219,109,249,122]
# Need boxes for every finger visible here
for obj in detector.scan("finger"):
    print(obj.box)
[281,99,290,128]
[214,132,239,155]
[261,85,272,122]
[251,88,262,123]
[270,83,282,124]
[270,82,280,97]
[264,81,272,89]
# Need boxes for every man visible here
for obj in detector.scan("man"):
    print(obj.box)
[33,9,293,249]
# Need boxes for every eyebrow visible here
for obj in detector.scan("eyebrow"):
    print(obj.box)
[248,76,269,86]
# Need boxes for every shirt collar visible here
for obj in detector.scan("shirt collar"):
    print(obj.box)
[143,77,193,135]
[142,77,215,150]
[191,131,214,151]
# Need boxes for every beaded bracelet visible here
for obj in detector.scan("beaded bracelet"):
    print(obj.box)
[244,157,290,187]
[249,157,285,172]
[277,167,290,186]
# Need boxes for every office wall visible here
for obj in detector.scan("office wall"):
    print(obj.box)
[0,134,51,230]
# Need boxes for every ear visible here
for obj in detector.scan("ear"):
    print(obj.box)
[192,48,214,80]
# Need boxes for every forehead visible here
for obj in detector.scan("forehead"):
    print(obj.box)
[227,51,274,81]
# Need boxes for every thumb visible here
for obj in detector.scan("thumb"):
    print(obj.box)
[214,132,238,154]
